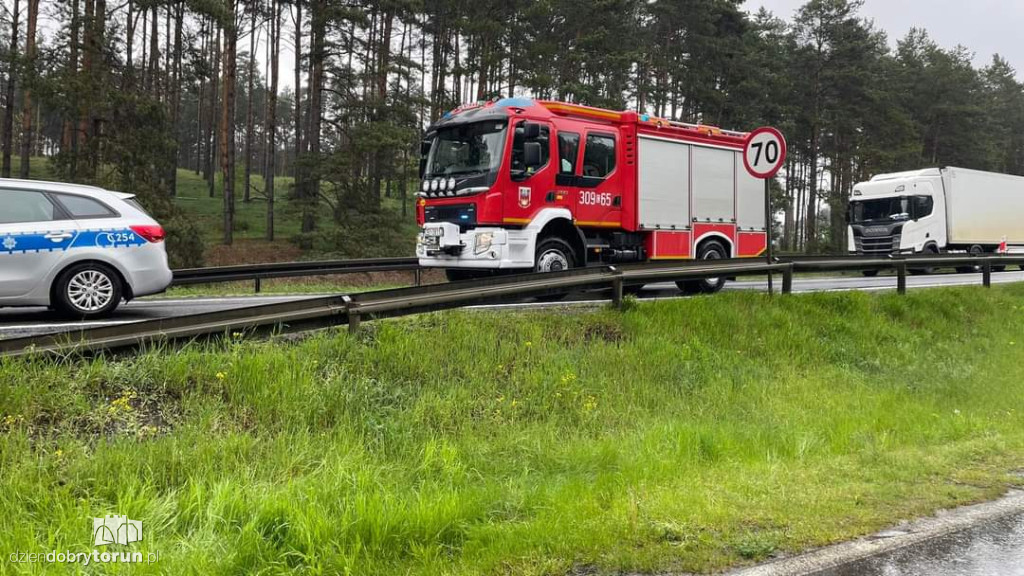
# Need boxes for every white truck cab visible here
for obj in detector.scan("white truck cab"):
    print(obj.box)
[849,167,1024,270]
[848,169,946,256]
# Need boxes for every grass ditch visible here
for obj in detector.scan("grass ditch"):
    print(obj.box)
[3,285,1024,574]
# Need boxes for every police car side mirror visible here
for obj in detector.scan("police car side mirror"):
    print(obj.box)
[524,141,542,170]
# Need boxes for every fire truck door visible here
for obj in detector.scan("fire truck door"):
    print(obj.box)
[573,130,622,227]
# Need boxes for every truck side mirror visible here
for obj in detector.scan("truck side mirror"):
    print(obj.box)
[524,141,542,170]
[522,122,541,140]
[419,139,432,179]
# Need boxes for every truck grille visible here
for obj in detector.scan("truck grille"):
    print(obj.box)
[423,203,477,230]
[855,234,901,254]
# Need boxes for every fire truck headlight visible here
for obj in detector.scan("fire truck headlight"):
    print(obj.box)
[432,179,441,192]
[447,177,456,191]
[421,180,430,192]
[474,232,494,255]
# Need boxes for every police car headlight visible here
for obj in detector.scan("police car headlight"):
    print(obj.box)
[447,177,456,191]
[474,232,494,255]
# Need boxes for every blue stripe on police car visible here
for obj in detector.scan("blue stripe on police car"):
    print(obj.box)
[0,228,147,255]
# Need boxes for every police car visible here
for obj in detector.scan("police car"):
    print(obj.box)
[0,179,173,318]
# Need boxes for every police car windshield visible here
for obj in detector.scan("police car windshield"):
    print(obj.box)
[425,121,507,178]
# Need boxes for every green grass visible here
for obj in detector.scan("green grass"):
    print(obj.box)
[3,286,1024,574]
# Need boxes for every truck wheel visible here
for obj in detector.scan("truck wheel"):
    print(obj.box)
[909,245,938,275]
[535,237,575,273]
[53,262,123,319]
[957,245,985,273]
[533,237,576,301]
[677,240,727,294]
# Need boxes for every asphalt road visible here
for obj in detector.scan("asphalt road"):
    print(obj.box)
[2,269,1024,340]
[818,512,1024,576]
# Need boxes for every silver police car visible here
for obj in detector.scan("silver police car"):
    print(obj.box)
[0,179,173,318]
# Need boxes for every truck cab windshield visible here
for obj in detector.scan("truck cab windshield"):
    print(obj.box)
[851,197,911,223]
[425,121,507,178]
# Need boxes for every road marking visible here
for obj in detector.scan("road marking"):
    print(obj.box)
[0,320,141,331]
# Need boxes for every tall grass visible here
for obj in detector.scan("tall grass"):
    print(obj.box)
[2,286,1024,574]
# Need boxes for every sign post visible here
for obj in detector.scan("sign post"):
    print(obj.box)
[742,127,787,296]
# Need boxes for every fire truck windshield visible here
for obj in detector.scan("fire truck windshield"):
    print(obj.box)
[425,121,507,178]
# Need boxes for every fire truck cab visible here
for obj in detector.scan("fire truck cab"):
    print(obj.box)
[415,98,768,293]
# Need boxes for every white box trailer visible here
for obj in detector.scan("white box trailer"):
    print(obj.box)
[849,167,1024,259]
[943,168,1024,245]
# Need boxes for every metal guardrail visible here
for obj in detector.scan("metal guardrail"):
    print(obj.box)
[171,257,423,291]
[2,254,1024,359]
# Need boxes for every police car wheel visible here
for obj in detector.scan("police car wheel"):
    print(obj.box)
[54,263,123,318]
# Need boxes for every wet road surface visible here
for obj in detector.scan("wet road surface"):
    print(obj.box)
[816,513,1024,576]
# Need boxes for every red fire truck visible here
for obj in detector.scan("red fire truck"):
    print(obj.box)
[415,98,768,293]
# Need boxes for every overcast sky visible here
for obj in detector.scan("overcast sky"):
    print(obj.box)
[749,0,1024,74]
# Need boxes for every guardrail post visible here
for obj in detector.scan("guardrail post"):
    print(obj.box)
[896,262,907,295]
[348,310,361,334]
[782,264,793,294]
[414,268,422,286]
[612,276,624,310]
[255,277,262,293]
[983,260,992,288]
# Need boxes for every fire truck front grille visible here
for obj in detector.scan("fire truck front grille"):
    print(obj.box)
[855,235,900,254]
[424,203,477,229]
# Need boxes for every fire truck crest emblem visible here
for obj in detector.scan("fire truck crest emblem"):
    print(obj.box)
[518,187,531,208]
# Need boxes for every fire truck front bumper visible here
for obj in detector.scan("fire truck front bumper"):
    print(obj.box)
[416,223,535,269]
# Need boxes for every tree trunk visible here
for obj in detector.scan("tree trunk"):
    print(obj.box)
[208,24,221,198]
[19,0,39,179]
[148,4,159,97]
[243,3,256,203]
[266,0,280,241]
[300,0,323,238]
[2,0,19,178]
[293,0,302,176]
[168,0,183,196]
[221,1,237,245]
[62,0,80,164]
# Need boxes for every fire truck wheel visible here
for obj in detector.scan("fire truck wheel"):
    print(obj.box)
[535,237,576,273]
[676,240,727,294]
[533,237,576,302]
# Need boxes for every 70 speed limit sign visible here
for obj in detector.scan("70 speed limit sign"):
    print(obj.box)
[743,127,787,179]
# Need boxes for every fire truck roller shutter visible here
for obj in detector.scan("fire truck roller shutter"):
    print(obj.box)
[637,136,690,229]
[692,146,736,224]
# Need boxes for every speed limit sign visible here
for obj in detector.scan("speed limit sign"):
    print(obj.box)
[743,127,787,179]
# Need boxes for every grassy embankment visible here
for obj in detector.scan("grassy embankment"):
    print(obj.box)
[3,286,1024,574]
